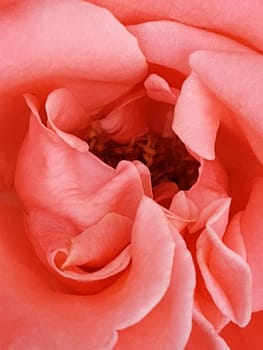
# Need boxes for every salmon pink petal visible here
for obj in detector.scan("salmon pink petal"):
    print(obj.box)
[240,177,263,311]
[63,213,132,268]
[186,307,230,350]
[173,74,222,160]
[221,311,263,350]
[45,88,91,140]
[91,0,263,52]
[99,90,149,144]
[197,199,252,326]
[128,20,252,75]
[190,51,263,165]
[0,0,147,188]
[52,246,131,295]
[144,74,179,104]
[0,0,147,93]
[115,222,195,350]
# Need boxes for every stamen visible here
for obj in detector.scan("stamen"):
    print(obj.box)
[86,128,200,190]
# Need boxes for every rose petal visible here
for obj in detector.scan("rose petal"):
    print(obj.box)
[240,177,263,311]
[15,100,146,269]
[90,0,263,52]
[63,213,132,268]
[186,306,230,350]
[114,209,195,350]
[0,195,175,348]
[99,90,149,143]
[144,74,180,104]
[0,0,147,188]
[173,73,223,160]
[197,199,252,326]
[190,51,263,166]
[128,20,252,76]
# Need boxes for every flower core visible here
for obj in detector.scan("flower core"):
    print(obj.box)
[87,128,200,190]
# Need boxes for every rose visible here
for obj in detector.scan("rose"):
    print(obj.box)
[1,1,263,349]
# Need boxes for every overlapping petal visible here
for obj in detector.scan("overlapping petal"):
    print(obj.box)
[0,0,147,189]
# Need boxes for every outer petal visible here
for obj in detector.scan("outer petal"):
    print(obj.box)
[128,20,252,75]
[221,311,263,350]
[0,0,147,188]
[89,0,263,52]
[190,51,263,166]
[240,178,263,311]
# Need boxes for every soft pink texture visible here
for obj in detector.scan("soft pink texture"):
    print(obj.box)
[0,195,177,349]
[89,0,263,51]
[1,0,263,349]
[0,0,147,189]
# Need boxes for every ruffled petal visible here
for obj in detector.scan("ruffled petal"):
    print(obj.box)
[144,74,179,104]
[197,199,252,326]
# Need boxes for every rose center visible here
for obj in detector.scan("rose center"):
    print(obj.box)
[87,129,200,190]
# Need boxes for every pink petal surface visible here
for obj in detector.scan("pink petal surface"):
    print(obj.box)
[15,98,147,277]
[144,74,179,104]
[115,216,195,350]
[0,194,175,349]
[89,0,263,51]
[240,178,263,311]
[190,51,263,166]
[0,0,147,189]
[197,199,252,326]
[173,73,222,160]
[128,20,252,75]
[186,306,230,350]
[63,213,132,268]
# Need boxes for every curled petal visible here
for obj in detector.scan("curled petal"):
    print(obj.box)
[173,74,222,160]
[63,213,132,268]
[190,51,263,166]
[144,74,179,104]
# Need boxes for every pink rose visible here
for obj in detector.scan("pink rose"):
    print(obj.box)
[1,0,263,349]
